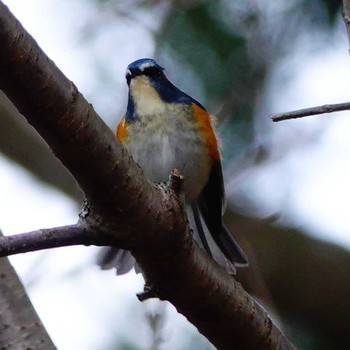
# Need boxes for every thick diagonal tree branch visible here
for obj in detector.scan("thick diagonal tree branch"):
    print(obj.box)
[0,2,296,350]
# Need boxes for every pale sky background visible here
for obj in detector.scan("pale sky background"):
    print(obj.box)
[1,0,350,349]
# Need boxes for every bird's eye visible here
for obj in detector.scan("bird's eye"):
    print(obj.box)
[144,67,162,78]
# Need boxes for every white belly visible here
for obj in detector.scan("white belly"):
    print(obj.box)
[124,107,211,201]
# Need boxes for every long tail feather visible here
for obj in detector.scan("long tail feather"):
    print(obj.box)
[191,204,212,258]
[218,225,248,266]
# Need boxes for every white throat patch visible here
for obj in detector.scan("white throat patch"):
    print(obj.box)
[130,76,166,116]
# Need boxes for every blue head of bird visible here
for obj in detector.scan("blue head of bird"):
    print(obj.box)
[125,58,204,121]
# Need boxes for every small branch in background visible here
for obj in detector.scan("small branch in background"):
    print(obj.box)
[273,0,350,123]
[343,0,350,52]
[271,101,350,122]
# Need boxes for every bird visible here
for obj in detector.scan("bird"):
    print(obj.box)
[98,58,248,275]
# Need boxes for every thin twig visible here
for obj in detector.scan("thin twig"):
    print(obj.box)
[0,225,106,257]
[271,101,350,122]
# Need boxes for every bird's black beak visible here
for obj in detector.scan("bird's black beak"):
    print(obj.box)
[126,68,141,85]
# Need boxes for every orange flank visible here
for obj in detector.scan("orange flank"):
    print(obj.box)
[192,103,220,162]
[116,116,127,142]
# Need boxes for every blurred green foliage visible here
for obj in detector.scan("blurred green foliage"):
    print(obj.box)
[318,0,343,24]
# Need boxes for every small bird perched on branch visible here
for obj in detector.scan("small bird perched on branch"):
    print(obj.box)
[98,58,248,275]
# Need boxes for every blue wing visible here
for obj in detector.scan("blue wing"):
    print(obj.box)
[193,161,248,266]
